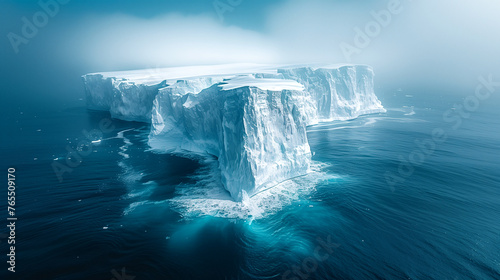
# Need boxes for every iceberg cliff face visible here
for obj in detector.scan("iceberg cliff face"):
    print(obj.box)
[150,77,311,200]
[278,66,384,123]
[82,64,385,201]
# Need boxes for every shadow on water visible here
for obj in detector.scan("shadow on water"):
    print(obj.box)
[141,154,203,201]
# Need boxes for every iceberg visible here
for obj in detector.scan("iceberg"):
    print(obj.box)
[82,63,385,201]
[82,74,167,122]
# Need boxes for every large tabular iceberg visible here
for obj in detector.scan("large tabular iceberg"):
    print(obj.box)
[82,63,385,201]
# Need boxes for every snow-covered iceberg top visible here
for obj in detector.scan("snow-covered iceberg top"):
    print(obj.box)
[82,63,385,201]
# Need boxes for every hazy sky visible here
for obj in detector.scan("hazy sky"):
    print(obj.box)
[1,0,499,111]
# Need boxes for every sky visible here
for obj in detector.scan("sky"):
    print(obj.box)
[1,0,500,111]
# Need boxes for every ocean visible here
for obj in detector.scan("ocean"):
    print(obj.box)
[1,87,499,280]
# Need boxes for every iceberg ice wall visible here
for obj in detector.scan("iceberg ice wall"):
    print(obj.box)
[83,74,167,122]
[278,66,384,123]
[82,64,385,201]
[150,77,311,200]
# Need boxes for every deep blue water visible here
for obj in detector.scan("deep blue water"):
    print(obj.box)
[1,89,499,280]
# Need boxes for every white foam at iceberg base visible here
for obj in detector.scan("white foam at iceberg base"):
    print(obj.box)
[124,159,336,221]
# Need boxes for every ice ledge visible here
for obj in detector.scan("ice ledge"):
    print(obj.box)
[219,75,304,91]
